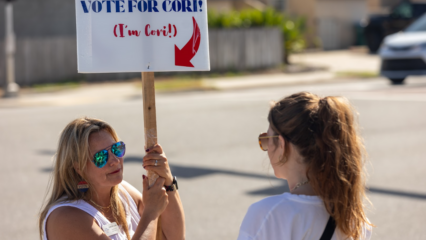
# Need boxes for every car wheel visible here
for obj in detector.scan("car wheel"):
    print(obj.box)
[389,78,405,85]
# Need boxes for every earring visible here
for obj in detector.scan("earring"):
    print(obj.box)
[77,180,89,193]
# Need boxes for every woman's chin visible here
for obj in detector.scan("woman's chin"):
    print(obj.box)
[107,171,123,185]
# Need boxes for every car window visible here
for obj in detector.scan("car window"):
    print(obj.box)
[405,13,426,32]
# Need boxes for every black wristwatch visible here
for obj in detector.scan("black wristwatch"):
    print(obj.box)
[164,176,178,192]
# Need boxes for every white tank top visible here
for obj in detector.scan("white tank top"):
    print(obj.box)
[43,181,141,240]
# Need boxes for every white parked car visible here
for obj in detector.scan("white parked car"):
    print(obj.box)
[379,13,426,84]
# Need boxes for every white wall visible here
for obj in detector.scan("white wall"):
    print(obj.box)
[316,0,368,21]
[316,0,367,50]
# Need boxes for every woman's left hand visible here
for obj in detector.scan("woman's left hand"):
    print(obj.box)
[143,144,174,186]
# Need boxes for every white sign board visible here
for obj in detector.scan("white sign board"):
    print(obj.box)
[75,0,210,73]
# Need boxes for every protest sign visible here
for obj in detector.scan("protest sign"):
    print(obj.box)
[75,0,210,72]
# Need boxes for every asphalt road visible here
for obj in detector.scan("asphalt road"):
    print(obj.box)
[1,77,426,239]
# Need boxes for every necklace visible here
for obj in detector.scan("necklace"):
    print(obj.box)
[292,180,310,191]
[90,199,111,211]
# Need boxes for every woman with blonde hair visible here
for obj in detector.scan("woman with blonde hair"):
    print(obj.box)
[238,92,372,240]
[39,117,184,240]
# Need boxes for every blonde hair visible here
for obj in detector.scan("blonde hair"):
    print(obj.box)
[38,117,130,240]
[268,92,372,239]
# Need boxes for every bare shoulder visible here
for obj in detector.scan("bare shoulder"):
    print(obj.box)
[120,180,143,210]
[46,206,109,240]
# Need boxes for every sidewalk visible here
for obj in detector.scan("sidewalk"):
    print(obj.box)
[291,49,380,73]
[204,49,380,90]
[0,50,381,108]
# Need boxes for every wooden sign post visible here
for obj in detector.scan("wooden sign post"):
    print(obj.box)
[141,71,162,239]
[141,72,158,182]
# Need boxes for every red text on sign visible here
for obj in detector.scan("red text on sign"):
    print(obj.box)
[145,24,177,38]
[114,23,177,38]
[114,24,142,37]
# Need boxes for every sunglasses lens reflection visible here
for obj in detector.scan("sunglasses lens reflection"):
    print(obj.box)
[94,150,108,168]
[92,142,126,169]
[112,141,126,158]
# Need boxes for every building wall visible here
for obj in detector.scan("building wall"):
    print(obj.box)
[317,0,367,21]
[207,0,270,11]
[0,0,76,40]
[207,1,235,12]
[368,0,426,14]
[316,0,367,49]
[285,0,318,48]
[367,0,384,13]
[286,0,317,20]
[0,28,283,87]
[286,0,368,50]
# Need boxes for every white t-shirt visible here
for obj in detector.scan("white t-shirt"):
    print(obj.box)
[237,192,372,240]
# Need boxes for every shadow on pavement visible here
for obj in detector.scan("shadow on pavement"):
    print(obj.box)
[367,187,426,200]
[38,154,426,199]
[39,155,287,196]
[128,156,289,195]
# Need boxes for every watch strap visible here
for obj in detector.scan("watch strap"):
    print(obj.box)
[164,184,175,192]
[164,176,178,192]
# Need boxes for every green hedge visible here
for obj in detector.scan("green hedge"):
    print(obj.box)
[208,8,306,63]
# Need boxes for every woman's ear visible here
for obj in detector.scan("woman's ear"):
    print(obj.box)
[278,135,286,154]
[278,135,286,150]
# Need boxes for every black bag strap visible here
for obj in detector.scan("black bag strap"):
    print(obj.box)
[319,216,336,240]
